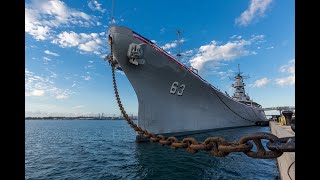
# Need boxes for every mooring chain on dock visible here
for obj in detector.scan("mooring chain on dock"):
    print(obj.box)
[107,38,295,159]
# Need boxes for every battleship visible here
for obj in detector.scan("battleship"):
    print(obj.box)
[107,26,267,136]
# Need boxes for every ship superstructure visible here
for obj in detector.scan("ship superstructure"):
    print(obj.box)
[231,65,262,108]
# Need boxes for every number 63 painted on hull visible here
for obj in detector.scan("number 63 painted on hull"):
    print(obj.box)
[170,81,186,96]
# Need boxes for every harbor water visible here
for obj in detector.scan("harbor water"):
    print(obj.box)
[25,120,279,179]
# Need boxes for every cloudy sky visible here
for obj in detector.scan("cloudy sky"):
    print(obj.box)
[25,0,295,117]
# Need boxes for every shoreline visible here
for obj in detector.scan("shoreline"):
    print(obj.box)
[25,118,138,120]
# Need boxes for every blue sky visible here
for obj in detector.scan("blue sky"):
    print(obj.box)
[25,0,295,117]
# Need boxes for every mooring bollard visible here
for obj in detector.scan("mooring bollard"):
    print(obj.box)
[281,111,293,126]
[291,118,295,132]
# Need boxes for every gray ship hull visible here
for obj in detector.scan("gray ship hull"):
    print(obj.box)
[108,26,266,136]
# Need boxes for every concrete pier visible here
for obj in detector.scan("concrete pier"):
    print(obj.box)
[269,121,295,180]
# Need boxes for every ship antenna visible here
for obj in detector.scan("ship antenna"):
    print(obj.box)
[176,30,181,61]
[238,64,240,74]
[110,0,115,24]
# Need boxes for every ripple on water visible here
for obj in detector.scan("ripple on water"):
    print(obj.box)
[25,120,279,179]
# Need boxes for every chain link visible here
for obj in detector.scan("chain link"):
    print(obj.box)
[107,37,295,159]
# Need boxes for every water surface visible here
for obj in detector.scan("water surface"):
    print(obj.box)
[25,120,279,179]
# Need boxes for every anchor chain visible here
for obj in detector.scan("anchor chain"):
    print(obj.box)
[106,38,295,159]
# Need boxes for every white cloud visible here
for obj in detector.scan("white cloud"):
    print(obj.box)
[161,42,177,50]
[189,38,256,72]
[161,39,185,50]
[55,94,68,99]
[25,22,51,40]
[85,64,94,70]
[188,35,264,72]
[72,105,85,109]
[78,41,101,53]
[251,34,265,42]
[25,68,73,99]
[45,68,58,79]
[84,76,91,80]
[25,7,51,40]
[230,35,237,39]
[275,76,295,86]
[213,69,235,80]
[151,40,157,43]
[43,57,51,61]
[279,59,295,74]
[52,31,81,47]
[88,0,106,13]
[276,59,295,86]
[52,31,106,54]
[181,50,194,56]
[25,0,93,40]
[26,89,45,96]
[230,35,243,39]
[235,0,272,27]
[180,50,195,63]
[44,50,59,56]
[252,77,270,87]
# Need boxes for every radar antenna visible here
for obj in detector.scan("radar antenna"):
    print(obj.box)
[229,64,250,80]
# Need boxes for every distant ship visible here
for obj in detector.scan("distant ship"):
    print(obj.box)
[107,26,267,137]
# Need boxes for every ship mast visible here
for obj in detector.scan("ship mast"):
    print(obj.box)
[176,30,181,61]
[110,0,115,24]
[176,30,198,73]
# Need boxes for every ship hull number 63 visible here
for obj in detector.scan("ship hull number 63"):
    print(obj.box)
[170,81,186,96]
